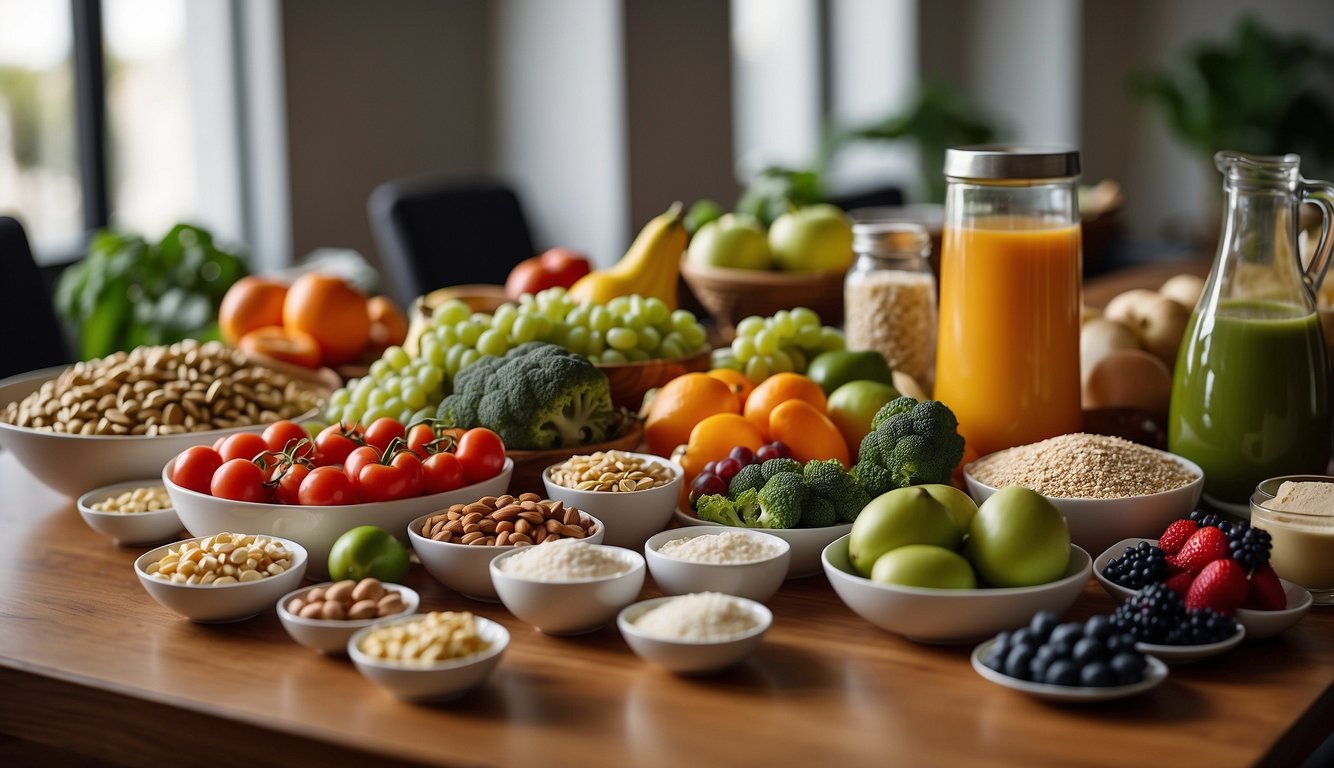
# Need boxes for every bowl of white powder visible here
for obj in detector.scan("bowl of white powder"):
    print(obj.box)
[489,540,646,635]
[644,527,790,603]
[617,592,772,674]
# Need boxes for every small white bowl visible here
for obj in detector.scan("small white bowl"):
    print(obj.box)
[972,638,1169,702]
[489,544,645,634]
[348,613,509,702]
[644,526,790,603]
[134,534,308,623]
[963,451,1203,556]
[542,453,683,549]
[672,507,849,578]
[617,594,772,674]
[408,510,605,601]
[1136,623,1245,663]
[276,582,421,654]
[77,479,184,546]
[822,534,1091,644]
[165,457,514,579]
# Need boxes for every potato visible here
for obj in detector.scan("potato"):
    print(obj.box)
[1081,317,1141,384]
[892,370,930,401]
[1131,294,1190,366]
[1159,273,1205,309]
[1083,349,1173,417]
[1103,289,1159,326]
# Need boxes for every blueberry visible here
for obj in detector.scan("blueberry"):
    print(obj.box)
[1079,662,1115,687]
[990,631,1011,656]
[1005,645,1036,680]
[983,645,1007,672]
[1072,636,1107,666]
[1050,622,1084,645]
[1110,652,1147,684]
[1047,639,1074,659]
[1044,660,1078,686]
[1029,611,1059,640]
[1029,654,1052,681]
[1010,628,1033,648]
[1084,614,1113,640]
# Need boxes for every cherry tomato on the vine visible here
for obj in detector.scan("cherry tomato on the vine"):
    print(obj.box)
[358,449,423,502]
[364,417,406,454]
[343,445,380,494]
[314,422,363,466]
[263,420,313,460]
[210,458,270,502]
[170,446,223,495]
[298,466,357,506]
[218,432,271,464]
[273,462,311,505]
[455,428,505,484]
[421,451,466,494]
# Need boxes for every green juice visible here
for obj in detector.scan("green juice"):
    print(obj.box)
[1169,300,1330,505]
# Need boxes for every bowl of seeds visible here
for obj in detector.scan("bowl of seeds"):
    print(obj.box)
[542,450,682,548]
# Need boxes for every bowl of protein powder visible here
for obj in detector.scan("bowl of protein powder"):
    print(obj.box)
[489,539,646,635]
[644,526,790,603]
[617,592,772,674]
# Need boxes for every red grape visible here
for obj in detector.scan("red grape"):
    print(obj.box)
[715,457,743,482]
[728,445,755,466]
[702,461,718,476]
[756,441,792,463]
[689,472,727,507]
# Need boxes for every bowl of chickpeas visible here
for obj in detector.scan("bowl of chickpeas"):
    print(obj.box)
[277,578,420,655]
[348,610,509,701]
[134,532,308,622]
[77,479,184,546]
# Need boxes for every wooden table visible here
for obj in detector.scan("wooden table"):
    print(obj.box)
[0,450,1331,768]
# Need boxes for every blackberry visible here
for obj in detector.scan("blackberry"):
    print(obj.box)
[1102,541,1167,589]
[1166,609,1239,645]
[1110,583,1185,644]
[1225,520,1272,569]
[1188,509,1234,534]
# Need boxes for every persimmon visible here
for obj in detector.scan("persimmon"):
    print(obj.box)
[218,276,287,346]
[767,399,849,467]
[283,273,370,366]
[742,372,828,438]
[238,326,322,368]
[367,295,408,347]
[679,412,765,481]
[644,373,741,457]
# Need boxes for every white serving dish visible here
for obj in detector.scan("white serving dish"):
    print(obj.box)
[133,533,308,623]
[348,613,509,702]
[644,526,790,603]
[77,478,184,546]
[1135,623,1245,663]
[542,452,682,549]
[672,507,849,578]
[971,638,1168,702]
[276,582,420,655]
[617,594,772,675]
[489,544,645,634]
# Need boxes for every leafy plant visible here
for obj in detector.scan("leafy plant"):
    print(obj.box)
[735,167,825,228]
[54,224,249,360]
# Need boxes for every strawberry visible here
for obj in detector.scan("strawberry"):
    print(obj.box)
[1164,571,1194,598]
[1167,526,1230,575]
[1185,558,1249,614]
[1158,519,1198,556]
[1243,563,1287,611]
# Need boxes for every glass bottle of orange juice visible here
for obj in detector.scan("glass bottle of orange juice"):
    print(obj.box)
[933,147,1083,459]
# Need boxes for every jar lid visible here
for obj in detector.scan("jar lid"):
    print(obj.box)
[944,145,1080,180]
[852,221,930,256]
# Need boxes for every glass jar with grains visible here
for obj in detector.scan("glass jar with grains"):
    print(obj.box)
[843,221,937,389]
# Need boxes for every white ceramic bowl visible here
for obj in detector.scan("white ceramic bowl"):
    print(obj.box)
[617,594,772,674]
[1093,537,1313,640]
[134,534,309,622]
[164,457,514,579]
[0,366,319,497]
[822,534,1092,644]
[276,582,421,654]
[489,544,645,634]
[644,526,790,603]
[541,453,682,549]
[77,479,184,546]
[348,613,509,702]
[672,507,850,578]
[963,451,1204,556]
[408,510,605,601]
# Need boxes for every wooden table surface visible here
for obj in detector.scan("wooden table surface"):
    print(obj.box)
[0,448,1331,768]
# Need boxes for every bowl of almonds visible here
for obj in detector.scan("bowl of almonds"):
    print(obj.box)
[542,451,682,549]
[277,578,420,655]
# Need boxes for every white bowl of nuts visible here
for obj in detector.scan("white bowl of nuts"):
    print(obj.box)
[407,494,605,601]
[0,343,328,497]
[134,532,308,623]
[644,526,790,603]
[76,479,184,546]
[277,578,420,654]
[617,593,773,675]
[348,611,509,702]
[489,542,646,634]
[542,451,682,549]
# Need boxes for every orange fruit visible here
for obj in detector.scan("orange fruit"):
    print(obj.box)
[645,373,741,457]
[743,372,828,438]
[680,412,765,479]
[282,273,370,366]
[706,368,755,408]
[218,276,287,346]
[238,326,322,369]
[367,295,408,347]
[768,399,850,467]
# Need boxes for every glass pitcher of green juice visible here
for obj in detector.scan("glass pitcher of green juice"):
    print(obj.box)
[1169,151,1334,510]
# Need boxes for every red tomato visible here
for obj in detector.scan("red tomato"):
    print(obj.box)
[455,428,505,484]
[210,458,270,502]
[218,432,271,464]
[503,248,591,300]
[406,423,439,458]
[357,450,423,502]
[273,463,311,505]
[298,466,356,506]
[421,451,466,494]
[363,417,406,454]
[343,445,380,494]
[170,446,223,494]
[263,420,313,460]
[314,422,363,466]
[212,435,227,453]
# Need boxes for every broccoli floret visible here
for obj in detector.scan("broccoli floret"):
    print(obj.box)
[696,492,749,527]
[728,463,767,498]
[760,457,802,480]
[853,399,965,495]
[435,342,615,450]
[804,459,871,523]
[754,472,806,529]
[799,496,837,528]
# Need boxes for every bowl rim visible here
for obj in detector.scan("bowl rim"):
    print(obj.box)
[541,452,683,496]
[971,637,1169,701]
[822,534,1093,598]
[77,478,176,518]
[134,532,309,590]
[488,542,646,585]
[963,448,1204,504]
[276,582,421,627]
[644,525,791,568]
[672,506,854,539]
[346,611,510,671]
[407,510,605,552]
[590,347,712,370]
[616,593,773,646]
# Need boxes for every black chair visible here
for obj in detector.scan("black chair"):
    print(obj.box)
[0,217,70,379]
[368,176,536,306]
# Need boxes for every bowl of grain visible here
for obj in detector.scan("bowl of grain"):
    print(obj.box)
[644,526,790,603]
[963,433,1203,555]
[348,610,508,702]
[489,540,645,634]
[617,592,772,675]
[542,450,682,549]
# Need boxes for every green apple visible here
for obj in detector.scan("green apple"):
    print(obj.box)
[686,213,772,270]
[805,349,894,394]
[827,380,899,458]
[768,204,854,272]
[870,544,977,589]
[918,484,978,534]
[684,199,724,236]
[966,487,1070,588]
[848,486,964,577]
[328,525,410,582]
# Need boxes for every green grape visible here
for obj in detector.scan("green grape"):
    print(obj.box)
[444,345,468,376]
[680,323,706,349]
[711,348,740,371]
[368,388,389,408]
[528,314,552,339]
[396,407,415,424]
[662,330,686,350]
[638,326,661,352]
[341,404,361,425]
[643,297,670,325]
[476,328,509,357]
[565,326,589,355]
[731,336,756,361]
[458,348,481,370]
[433,325,457,347]
[769,310,795,339]
[425,342,447,367]
[381,377,401,397]
[769,349,794,373]
[736,315,765,337]
[565,305,590,328]
[787,347,807,374]
[670,309,697,333]
[369,359,391,379]
[402,385,427,410]
[659,339,684,360]
[491,306,517,335]
[329,388,351,408]
[590,306,613,332]
[625,314,647,333]
[586,330,605,355]
[418,366,443,390]
[383,396,405,415]
[607,296,632,317]
[818,327,846,351]
[350,386,371,411]
[626,349,650,362]
[744,356,771,383]
[606,327,638,351]
[600,348,628,364]
[794,324,822,349]
[790,306,820,330]
[457,321,482,347]
[754,329,779,355]
[434,300,471,327]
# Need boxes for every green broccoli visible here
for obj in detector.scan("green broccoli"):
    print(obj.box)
[754,471,806,529]
[696,490,753,528]
[799,496,837,528]
[804,459,871,523]
[853,398,965,493]
[435,342,616,450]
[728,463,767,498]
[760,457,802,480]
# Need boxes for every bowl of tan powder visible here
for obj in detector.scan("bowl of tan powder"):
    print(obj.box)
[644,527,790,603]
[489,540,646,635]
[617,592,772,674]
[963,433,1203,555]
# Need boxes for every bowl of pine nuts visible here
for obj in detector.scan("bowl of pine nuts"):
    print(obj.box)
[348,610,509,702]
[0,342,329,497]
[134,532,308,623]
[542,451,682,549]
[77,479,184,546]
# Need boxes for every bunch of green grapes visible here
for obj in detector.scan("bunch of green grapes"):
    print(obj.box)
[325,345,447,426]
[710,307,844,382]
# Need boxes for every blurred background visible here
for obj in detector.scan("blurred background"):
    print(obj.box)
[2,0,1333,280]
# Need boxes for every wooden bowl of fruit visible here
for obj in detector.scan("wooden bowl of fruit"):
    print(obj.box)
[505,420,644,496]
[679,261,845,339]
[595,349,711,411]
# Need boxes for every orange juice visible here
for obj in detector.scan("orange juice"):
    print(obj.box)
[934,216,1082,457]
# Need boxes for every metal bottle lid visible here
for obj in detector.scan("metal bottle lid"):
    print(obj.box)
[943,145,1081,181]
[852,221,930,258]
